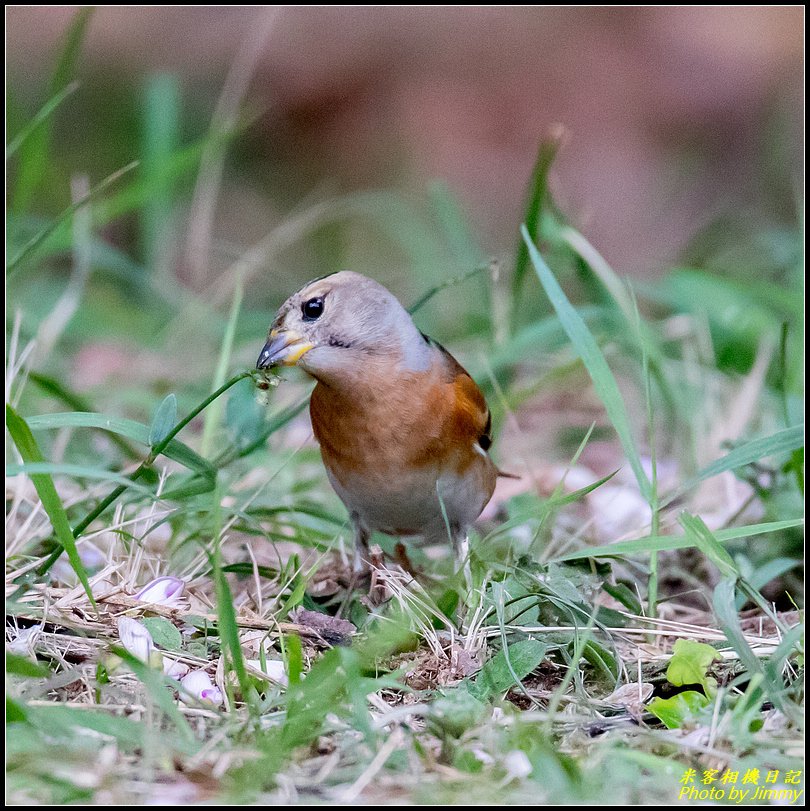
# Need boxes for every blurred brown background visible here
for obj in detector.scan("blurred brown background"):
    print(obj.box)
[7,6,803,283]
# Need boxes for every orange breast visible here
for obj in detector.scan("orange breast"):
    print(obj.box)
[309,352,491,487]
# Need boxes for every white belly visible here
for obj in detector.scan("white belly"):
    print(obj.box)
[324,460,491,542]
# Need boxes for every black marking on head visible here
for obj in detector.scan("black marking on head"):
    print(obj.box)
[301,271,338,289]
[328,336,352,349]
[479,410,493,450]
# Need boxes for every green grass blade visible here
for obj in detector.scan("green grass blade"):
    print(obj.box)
[522,225,652,500]
[210,541,255,711]
[6,404,96,607]
[110,646,196,745]
[428,180,484,271]
[6,462,158,497]
[6,81,79,160]
[8,161,139,275]
[26,411,215,478]
[552,518,804,562]
[512,131,563,313]
[12,8,93,210]
[285,633,303,687]
[663,424,804,507]
[712,579,778,710]
[407,265,488,316]
[27,372,140,459]
[208,477,254,712]
[679,512,738,579]
[215,395,309,464]
[22,704,147,753]
[201,280,243,458]
[140,72,181,271]
[48,8,94,101]
[544,469,618,511]
[32,373,249,583]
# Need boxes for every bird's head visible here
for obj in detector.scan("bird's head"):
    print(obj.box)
[256,271,431,382]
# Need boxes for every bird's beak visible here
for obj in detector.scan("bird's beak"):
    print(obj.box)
[256,328,315,369]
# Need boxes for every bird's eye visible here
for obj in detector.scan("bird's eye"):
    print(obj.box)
[301,297,324,321]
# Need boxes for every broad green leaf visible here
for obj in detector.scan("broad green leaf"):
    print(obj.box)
[285,633,303,687]
[647,691,710,729]
[522,225,652,500]
[219,395,308,463]
[6,696,28,724]
[6,653,50,678]
[142,617,182,651]
[23,704,147,752]
[148,394,178,447]
[666,639,721,694]
[225,377,267,449]
[430,686,488,738]
[470,638,547,701]
[6,405,96,607]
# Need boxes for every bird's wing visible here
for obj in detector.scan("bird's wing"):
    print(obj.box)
[429,335,520,479]
[427,337,492,450]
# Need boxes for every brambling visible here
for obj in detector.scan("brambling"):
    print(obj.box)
[256,271,504,573]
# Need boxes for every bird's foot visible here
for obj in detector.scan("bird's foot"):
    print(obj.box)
[393,542,421,577]
[364,545,394,606]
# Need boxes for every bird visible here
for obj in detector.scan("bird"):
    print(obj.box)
[256,271,504,575]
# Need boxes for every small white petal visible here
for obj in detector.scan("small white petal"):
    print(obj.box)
[180,670,223,706]
[134,576,185,606]
[117,617,154,663]
[200,686,224,704]
[7,626,42,656]
[162,658,190,679]
[503,750,533,780]
[50,543,106,586]
[245,658,288,685]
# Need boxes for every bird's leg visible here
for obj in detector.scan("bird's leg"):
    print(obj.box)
[348,519,391,605]
[453,529,474,615]
[352,517,371,574]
